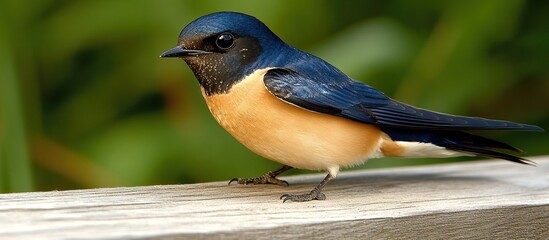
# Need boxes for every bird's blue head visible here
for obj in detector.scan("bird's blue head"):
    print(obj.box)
[161,12,289,95]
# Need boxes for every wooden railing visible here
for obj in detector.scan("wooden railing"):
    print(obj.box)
[1,156,548,239]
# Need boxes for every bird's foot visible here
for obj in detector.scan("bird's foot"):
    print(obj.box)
[228,173,289,187]
[229,166,292,186]
[280,190,326,203]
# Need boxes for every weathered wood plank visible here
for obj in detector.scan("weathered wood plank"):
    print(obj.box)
[0,156,548,240]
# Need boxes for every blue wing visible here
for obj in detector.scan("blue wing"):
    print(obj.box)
[263,68,542,131]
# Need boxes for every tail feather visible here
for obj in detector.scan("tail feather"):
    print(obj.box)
[441,142,534,165]
[381,128,534,165]
[435,131,533,165]
[438,131,521,153]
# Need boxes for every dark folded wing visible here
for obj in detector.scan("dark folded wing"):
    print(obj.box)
[263,68,542,131]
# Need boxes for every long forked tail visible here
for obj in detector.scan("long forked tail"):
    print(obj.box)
[381,128,535,165]
[436,131,533,165]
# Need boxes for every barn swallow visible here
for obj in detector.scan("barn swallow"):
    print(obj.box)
[161,12,543,202]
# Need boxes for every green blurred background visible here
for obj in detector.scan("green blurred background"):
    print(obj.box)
[0,0,547,193]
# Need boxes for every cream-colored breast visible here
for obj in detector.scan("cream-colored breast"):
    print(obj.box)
[202,68,383,173]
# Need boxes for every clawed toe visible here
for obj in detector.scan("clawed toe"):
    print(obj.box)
[268,178,289,186]
[228,176,289,186]
[228,166,292,187]
[228,178,241,185]
[228,167,334,202]
[280,191,326,203]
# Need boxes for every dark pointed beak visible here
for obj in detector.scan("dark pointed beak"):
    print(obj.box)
[160,46,211,58]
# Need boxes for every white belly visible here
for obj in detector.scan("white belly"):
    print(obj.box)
[202,68,384,174]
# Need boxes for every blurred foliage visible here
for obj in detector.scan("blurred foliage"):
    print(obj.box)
[0,0,547,193]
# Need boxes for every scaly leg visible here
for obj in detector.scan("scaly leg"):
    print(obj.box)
[228,165,293,186]
[280,173,334,202]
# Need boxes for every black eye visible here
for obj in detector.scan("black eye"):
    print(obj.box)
[215,33,235,50]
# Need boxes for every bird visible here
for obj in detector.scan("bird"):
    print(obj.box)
[160,11,543,202]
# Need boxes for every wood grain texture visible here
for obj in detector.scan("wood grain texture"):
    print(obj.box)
[1,156,548,240]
